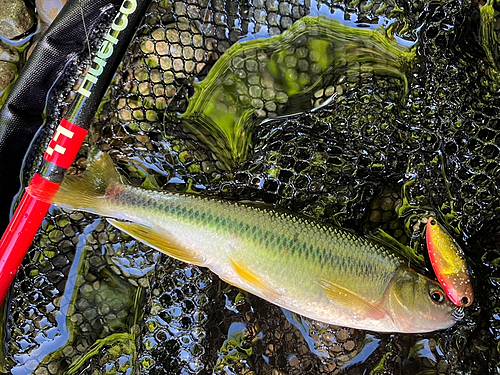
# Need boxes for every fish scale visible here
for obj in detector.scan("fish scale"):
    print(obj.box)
[28,152,457,333]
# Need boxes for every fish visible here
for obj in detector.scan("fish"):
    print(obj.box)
[27,153,457,333]
[426,217,474,307]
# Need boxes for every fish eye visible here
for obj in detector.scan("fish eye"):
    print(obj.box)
[430,289,445,303]
[430,218,437,226]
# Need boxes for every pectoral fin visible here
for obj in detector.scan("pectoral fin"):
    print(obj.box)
[318,279,385,320]
[229,258,278,299]
[107,219,203,266]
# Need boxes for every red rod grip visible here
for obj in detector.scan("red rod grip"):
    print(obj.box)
[0,120,87,306]
[0,192,53,305]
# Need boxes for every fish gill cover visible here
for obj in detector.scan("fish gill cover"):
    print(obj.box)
[1,0,500,374]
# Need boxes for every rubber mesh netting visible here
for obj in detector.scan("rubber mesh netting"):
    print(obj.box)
[2,0,500,373]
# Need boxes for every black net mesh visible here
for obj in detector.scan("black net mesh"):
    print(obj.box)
[2,0,500,373]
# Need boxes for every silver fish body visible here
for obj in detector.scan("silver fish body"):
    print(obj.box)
[28,153,457,333]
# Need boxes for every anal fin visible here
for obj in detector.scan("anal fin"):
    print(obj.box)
[107,219,203,266]
[318,279,385,320]
[229,258,277,299]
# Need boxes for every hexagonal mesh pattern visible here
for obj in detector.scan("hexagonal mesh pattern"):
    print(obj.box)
[2,0,500,373]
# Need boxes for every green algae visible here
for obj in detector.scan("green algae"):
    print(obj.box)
[480,0,499,72]
[179,16,416,170]
[0,299,9,373]
[369,228,426,269]
[64,332,138,375]
[63,288,143,375]
[214,322,253,374]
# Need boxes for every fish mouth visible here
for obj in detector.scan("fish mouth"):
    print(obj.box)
[452,306,465,321]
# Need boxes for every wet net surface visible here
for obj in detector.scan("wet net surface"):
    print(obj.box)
[2,0,500,374]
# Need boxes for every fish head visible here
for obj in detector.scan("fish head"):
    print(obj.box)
[385,267,457,333]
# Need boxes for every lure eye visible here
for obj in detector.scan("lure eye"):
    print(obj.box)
[430,218,437,226]
[430,290,445,303]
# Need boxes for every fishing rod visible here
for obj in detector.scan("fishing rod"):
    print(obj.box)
[0,0,152,306]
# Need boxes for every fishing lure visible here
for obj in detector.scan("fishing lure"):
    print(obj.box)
[426,217,474,307]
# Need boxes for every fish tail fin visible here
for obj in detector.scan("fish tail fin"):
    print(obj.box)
[28,152,123,211]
